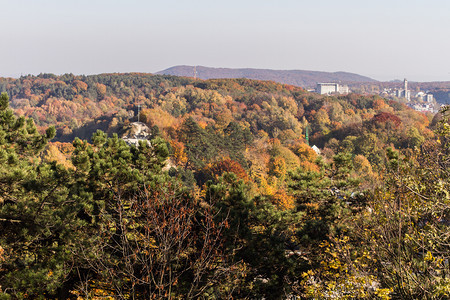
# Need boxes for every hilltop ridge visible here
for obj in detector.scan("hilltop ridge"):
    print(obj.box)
[156,65,377,88]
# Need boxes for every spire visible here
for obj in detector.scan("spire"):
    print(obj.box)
[305,125,309,146]
[137,104,141,122]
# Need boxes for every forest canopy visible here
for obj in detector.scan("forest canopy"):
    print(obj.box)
[0,73,448,299]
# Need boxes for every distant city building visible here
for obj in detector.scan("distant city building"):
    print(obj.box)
[415,91,434,103]
[404,78,410,101]
[395,79,411,101]
[362,77,438,113]
[406,90,411,101]
[415,91,426,99]
[316,83,349,95]
[425,93,434,103]
[408,102,437,113]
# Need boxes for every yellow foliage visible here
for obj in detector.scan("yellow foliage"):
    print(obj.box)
[197,120,208,129]
[315,108,331,125]
[70,279,116,299]
[215,109,233,129]
[254,173,275,196]
[424,251,434,262]
[271,140,300,171]
[302,238,392,299]
[268,156,286,178]
[295,143,317,162]
[42,143,74,169]
[170,140,188,166]
[345,108,355,116]
[140,107,178,131]
[0,245,5,262]
[353,155,373,175]
[245,139,271,182]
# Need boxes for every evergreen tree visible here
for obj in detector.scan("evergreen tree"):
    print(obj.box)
[207,173,302,299]
[0,93,79,298]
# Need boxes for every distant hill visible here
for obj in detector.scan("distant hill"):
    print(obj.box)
[156,65,377,88]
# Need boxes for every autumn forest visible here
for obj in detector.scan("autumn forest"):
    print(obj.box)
[0,73,449,299]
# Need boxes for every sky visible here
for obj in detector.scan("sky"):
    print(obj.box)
[0,0,449,82]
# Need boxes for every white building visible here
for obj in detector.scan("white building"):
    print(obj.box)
[122,122,152,147]
[415,91,434,103]
[415,91,426,99]
[408,103,437,113]
[316,83,349,95]
[393,79,411,101]
[424,93,434,103]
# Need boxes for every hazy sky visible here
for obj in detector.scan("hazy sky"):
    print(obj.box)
[1,0,449,81]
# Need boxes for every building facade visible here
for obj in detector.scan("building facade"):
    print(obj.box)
[316,83,349,95]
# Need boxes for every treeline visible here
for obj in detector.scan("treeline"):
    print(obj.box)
[156,65,376,87]
[0,72,449,298]
[0,73,434,175]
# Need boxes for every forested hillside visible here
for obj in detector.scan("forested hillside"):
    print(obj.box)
[0,73,449,299]
[157,65,377,87]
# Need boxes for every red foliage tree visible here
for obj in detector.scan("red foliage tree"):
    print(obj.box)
[371,112,402,127]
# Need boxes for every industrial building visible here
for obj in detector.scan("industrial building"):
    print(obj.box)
[316,83,349,95]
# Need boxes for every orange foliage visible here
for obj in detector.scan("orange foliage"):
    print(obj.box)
[215,110,232,129]
[361,112,374,121]
[268,156,286,178]
[295,143,317,162]
[56,142,75,155]
[269,138,281,147]
[331,121,342,129]
[345,108,355,116]
[74,80,88,91]
[415,113,430,129]
[251,104,261,111]
[298,161,320,173]
[204,158,249,182]
[372,98,388,110]
[271,189,295,210]
[197,120,208,129]
[96,83,107,98]
[170,140,188,167]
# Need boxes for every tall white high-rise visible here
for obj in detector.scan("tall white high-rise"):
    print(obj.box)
[404,78,410,101]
